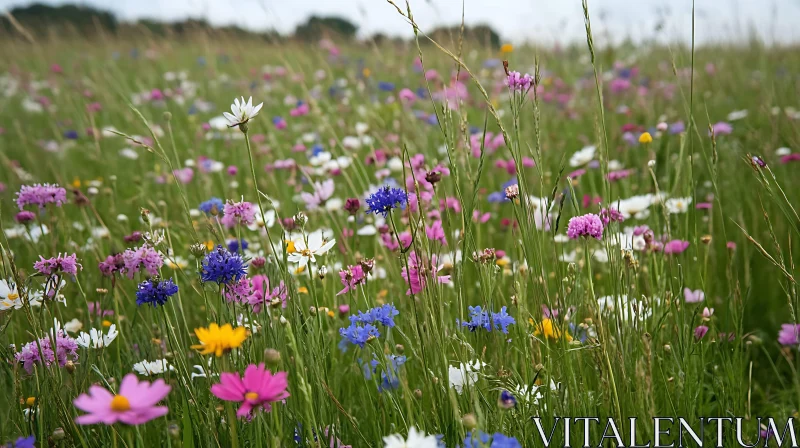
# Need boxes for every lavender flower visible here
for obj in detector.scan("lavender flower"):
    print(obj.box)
[505,71,533,92]
[15,330,79,374]
[778,324,800,346]
[220,200,257,228]
[34,253,81,277]
[122,246,163,279]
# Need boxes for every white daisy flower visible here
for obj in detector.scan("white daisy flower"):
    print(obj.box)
[287,230,336,267]
[133,359,173,376]
[383,427,439,448]
[223,96,263,128]
[76,325,118,349]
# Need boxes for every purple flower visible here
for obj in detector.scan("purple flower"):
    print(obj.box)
[710,122,733,136]
[300,179,335,210]
[505,71,533,92]
[34,253,81,277]
[683,288,705,303]
[98,254,124,277]
[566,214,604,240]
[14,211,36,223]
[338,265,367,295]
[599,208,625,227]
[16,183,67,210]
[15,330,79,374]
[694,325,709,341]
[426,220,447,245]
[669,121,685,134]
[778,324,800,346]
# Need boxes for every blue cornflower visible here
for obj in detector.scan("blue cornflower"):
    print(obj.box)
[5,436,35,448]
[200,246,248,284]
[227,238,248,254]
[492,306,516,334]
[498,390,517,409]
[365,186,408,218]
[378,81,395,91]
[459,306,491,332]
[310,144,325,157]
[361,354,407,392]
[135,278,179,307]
[464,432,521,448]
[487,191,508,203]
[63,130,79,140]
[338,322,380,350]
[352,304,399,328]
[199,197,224,216]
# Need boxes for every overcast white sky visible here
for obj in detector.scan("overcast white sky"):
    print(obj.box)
[3,0,799,45]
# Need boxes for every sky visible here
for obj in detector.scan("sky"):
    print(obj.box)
[3,0,800,45]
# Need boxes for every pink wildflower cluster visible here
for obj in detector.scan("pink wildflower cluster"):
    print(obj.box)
[599,208,625,227]
[506,71,534,92]
[34,253,81,277]
[221,200,257,228]
[400,252,450,295]
[122,246,163,279]
[16,183,67,210]
[566,213,604,240]
[338,264,367,295]
[224,275,287,313]
[98,253,125,277]
[15,330,79,374]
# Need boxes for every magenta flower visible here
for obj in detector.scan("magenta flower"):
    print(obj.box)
[780,153,800,164]
[122,246,163,279]
[211,364,289,418]
[34,253,81,277]
[778,324,800,346]
[401,252,450,295]
[663,240,690,254]
[221,200,257,228]
[426,220,447,246]
[16,184,67,210]
[15,211,36,223]
[338,265,366,295]
[694,325,709,341]
[505,71,533,92]
[246,275,287,313]
[172,167,194,184]
[599,208,624,227]
[98,254,124,277]
[567,214,604,240]
[398,88,416,104]
[73,374,171,425]
[710,122,733,135]
[683,288,705,303]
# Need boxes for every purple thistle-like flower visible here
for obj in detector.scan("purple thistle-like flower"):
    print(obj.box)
[34,253,81,277]
[599,208,625,227]
[122,245,163,279]
[16,183,67,210]
[14,330,79,374]
[566,213,604,240]
[14,211,36,223]
[505,71,534,92]
[98,253,124,277]
[778,324,800,346]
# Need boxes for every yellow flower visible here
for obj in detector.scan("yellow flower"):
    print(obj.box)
[638,132,653,144]
[25,396,36,407]
[297,286,308,294]
[362,68,371,78]
[496,257,510,267]
[71,178,81,188]
[204,240,215,251]
[500,43,513,53]
[285,240,297,254]
[191,323,248,357]
[102,320,112,328]
[532,318,572,342]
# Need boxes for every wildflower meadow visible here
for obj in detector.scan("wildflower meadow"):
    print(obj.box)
[2,1,800,447]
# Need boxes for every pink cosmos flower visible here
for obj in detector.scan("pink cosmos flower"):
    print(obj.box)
[683,288,705,303]
[221,200,257,228]
[401,252,450,295]
[74,374,171,425]
[247,275,287,313]
[211,363,289,418]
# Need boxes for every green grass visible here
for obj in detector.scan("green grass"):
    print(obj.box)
[0,11,799,447]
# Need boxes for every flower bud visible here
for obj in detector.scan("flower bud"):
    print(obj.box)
[413,389,423,399]
[163,111,173,121]
[425,171,442,185]
[461,413,478,430]
[664,344,671,353]
[65,360,76,374]
[264,348,281,365]
[190,243,207,258]
[140,208,151,225]
[318,265,327,280]
[700,235,712,245]
[647,160,656,168]
[395,344,405,354]
[51,428,66,441]
[168,423,180,438]
[293,212,308,227]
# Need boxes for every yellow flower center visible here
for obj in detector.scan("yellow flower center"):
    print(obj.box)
[244,392,259,401]
[285,240,296,253]
[300,249,312,257]
[7,293,19,300]
[110,395,131,412]
[25,397,36,407]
